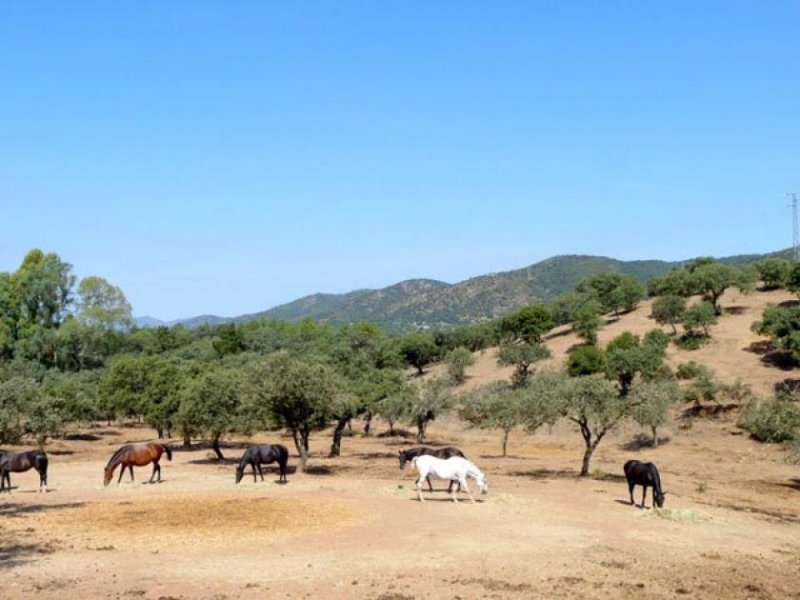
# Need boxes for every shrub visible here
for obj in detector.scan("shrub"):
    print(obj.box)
[738,397,800,443]
[444,346,475,385]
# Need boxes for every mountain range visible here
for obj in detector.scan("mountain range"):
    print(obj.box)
[134,249,791,332]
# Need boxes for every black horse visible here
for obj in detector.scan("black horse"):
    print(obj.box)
[0,450,48,493]
[399,446,465,492]
[235,444,289,484]
[624,460,666,508]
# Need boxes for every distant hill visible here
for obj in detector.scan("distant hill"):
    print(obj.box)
[134,249,791,332]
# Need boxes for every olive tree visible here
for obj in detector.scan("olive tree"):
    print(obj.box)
[406,377,452,443]
[630,378,681,447]
[497,342,551,388]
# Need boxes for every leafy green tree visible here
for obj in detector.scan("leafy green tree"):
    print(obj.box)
[12,249,75,328]
[256,353,339,471]
[752,304,800,364]
[683,301,718,337]
[648,268,693,297]
[754,258,792,290]
[375,386,412,435]
[76,276,132,330]
[212,323,245,357]
[604,331,667,396]
[0,377,37,444]
[500,304,554,343]
[97,355,150,421]
[460,382,521,456]
[577,273,643,316]
[497,342,551,388]
[549,292,587,326]
[177,366,241,459]
[788,263,800,295]
[328,392,363,457]
[630,378,681,447]
[563,374,629,476]
[406,377,452,443]
[572,299,604,345]
[445,346,475,384]
[566,345,607,377]
[26,394,64,448]
[651,295,687,334]
[689,262,756,315]
[397,332,437,375]
[142,357,184,438]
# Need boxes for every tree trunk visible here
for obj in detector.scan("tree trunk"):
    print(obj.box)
[416,418,426,443]
[330,418,347,457]
[502,429,509,457]
[580,445,595,477]
[212,434,224,460]
[156,426,164,439]
[299,431,310,471]
[183,432,191,448]
[671,322,677,335]
[388,419,395,435]
[651,426,659,448]
[363,411,372,437]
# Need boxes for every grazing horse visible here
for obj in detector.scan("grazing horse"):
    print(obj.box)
[399,446,465,492]
[104,442,172,486]
[412,455,488,503]
[0,450,48,493]
[624,460,666,508]
[235,444,289,484]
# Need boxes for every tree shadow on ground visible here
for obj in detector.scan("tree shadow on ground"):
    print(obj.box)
[301,464,352,476]
[621,434,672,452]
[681,403,739,419]
[352,451,397,461]
[0,502,84,518]
[377,429,413,439]
[724,305,748,315]
[0,541,52,570]
[186,457,240,466]
[746,340,797,371]
[63,433,103,442]
[779,299,800,309]
[508,468,579,480]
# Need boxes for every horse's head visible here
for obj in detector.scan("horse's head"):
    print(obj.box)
[103,468,113,487]
[654,490,666,508]
[476,473,489,495]
[235,466,245,484]
[398,451,408,470]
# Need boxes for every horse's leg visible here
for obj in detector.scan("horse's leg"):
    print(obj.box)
[251,463,258,483]
[258,464,264,481]
[460,477,475,503]
[129,465,135,482]
[427,475,434,493]
[641,486,647,509]
[416,469,426,502]
[149,462,157,483]
[628,481,635,505]
[117,466,125,484]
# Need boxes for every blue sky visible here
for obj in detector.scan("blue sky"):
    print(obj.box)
[1,2,798,320]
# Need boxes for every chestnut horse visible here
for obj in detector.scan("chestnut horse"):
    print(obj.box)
[0,450,48,492]
[104,442,172,486]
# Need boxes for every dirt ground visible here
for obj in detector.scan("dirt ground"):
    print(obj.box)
[2,288,799,600]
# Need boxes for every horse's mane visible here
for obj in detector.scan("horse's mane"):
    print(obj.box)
[105,445,130,470]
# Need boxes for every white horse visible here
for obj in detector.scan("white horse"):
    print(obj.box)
[411,455,488,503]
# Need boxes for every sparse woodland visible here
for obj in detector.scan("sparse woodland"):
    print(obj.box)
[2,249,799,472]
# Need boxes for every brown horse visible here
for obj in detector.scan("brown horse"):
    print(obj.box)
[104,442,172,486]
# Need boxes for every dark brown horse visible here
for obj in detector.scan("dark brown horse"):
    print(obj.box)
[104,442,172,486]
[0,450,48,492]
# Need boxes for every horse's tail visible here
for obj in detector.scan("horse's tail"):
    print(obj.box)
[162,444,173,461]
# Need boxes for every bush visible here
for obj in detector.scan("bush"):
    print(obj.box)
[444,346,475,384]
[738,398,800,443]
[566,345,606,377]
[676,361,706,380]
[674,332,708,350]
